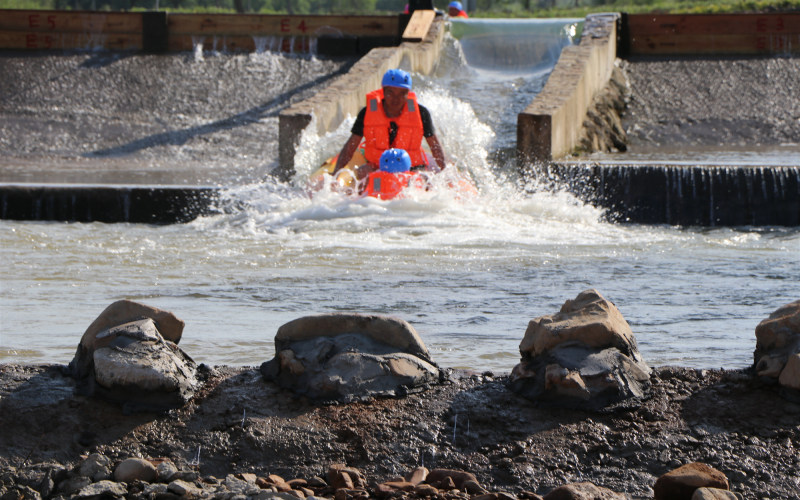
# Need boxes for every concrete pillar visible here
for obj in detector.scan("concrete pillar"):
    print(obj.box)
[142,11,168,54]
[517,13,619,167]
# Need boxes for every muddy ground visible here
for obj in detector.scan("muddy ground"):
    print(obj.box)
[1,363,799,498]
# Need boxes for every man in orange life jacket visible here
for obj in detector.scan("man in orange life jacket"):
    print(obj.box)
[448,1,469,18]
[331,68,447,181]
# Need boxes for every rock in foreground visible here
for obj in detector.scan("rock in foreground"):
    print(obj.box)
[754,299,800,396]
[261,313,441,402]
[68,300,198,411]
[509,289,651,410]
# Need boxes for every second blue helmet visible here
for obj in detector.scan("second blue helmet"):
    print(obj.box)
[379,149,412,173]
[381,69,412,90]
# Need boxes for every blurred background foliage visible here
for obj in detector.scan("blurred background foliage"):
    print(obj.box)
[1,0,797,16]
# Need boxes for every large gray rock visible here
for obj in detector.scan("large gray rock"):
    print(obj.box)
[70,299,185,379]
[754,300,800,393]
[75,479,128,499]
[274,314,431,359]
[261,314,440,402]
[508,289,651,410]
[68,301,197,412]
[91,319,198,411]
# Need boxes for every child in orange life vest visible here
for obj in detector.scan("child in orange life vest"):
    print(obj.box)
[331,68,447,185]
[364,148,426,200]
[448,1,469,18]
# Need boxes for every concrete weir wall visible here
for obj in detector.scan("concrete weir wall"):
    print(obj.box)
[517,13,619,165]
[277,16,446,180]
[0,185,218,224]
[540,164,800,227]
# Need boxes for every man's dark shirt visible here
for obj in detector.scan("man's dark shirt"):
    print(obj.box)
[351,104,436,144]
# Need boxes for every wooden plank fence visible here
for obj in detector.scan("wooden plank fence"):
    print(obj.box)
[0,9,398,53]
[624,13,800,56]
[0,10,142,50]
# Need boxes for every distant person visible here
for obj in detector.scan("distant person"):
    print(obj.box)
[332,68,447,182]
[448,1,469,18]
[403,3,409,13]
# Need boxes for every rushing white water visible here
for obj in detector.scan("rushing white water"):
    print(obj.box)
[2,191,798,372]
[1,21,798,372]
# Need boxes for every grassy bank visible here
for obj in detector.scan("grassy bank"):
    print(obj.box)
[481,0,800,17]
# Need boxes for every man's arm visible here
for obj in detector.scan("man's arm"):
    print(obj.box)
[426,134,446,171]
[333,134,363,174]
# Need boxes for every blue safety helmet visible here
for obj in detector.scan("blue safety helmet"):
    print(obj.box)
[380,149,412,173]
[381,69,412,90]
[448,1,463,10]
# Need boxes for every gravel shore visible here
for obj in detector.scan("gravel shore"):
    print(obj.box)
[0,52,352,184]
[621,56,800,147]
[1,363,799,499]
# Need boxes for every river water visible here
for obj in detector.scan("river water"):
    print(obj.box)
[1,20,798,372]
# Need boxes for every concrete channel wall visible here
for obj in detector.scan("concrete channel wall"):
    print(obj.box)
[276,16,446,180]
[516,12,799,226]
[517,13,618,166]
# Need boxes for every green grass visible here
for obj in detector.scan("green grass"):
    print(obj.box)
[0,0,55,8]
[474,0,800,17]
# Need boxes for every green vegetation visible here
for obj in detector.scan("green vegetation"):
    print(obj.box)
[476,0,800,17]
[1,0,797,15]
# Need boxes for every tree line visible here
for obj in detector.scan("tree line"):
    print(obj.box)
[3,0,797,15]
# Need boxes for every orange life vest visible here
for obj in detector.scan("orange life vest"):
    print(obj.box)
[454,10,468,17]
[363,89,427,168]
[364,171,424,200]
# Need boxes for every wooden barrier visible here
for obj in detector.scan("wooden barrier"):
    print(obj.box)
[623,13,800,56]
[0,10,398,54]
[167,13,396,52]
[402,9,435,42]
[167,14,395,36]
[0,10,142,50]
